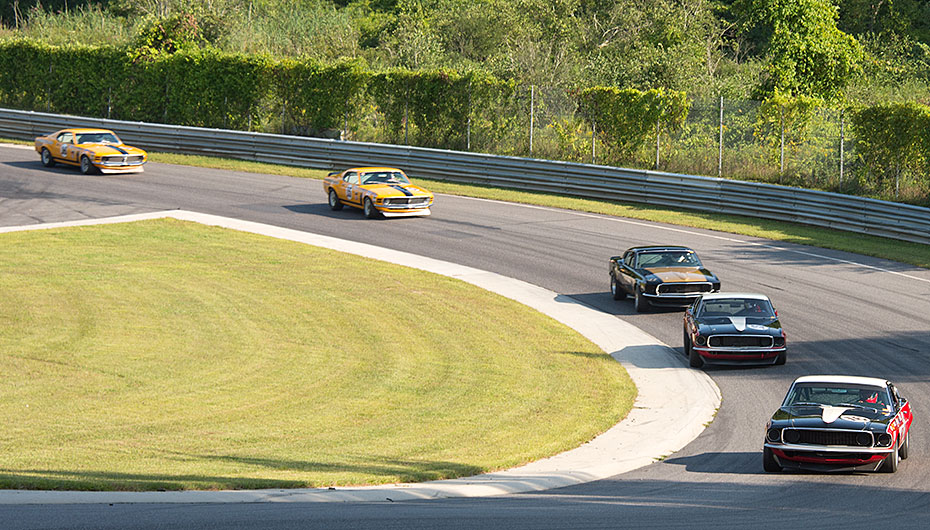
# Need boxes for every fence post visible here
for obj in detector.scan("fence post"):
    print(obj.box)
[718,96,723,177]
[466,84,471,151]
[779,105,785,175]
[107,87,112,120]
[591,121,596,165]
[839,109,845,183]
[655,116,660,170]
[529,85,535,155]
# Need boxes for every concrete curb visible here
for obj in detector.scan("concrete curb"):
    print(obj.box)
[0,211,721,504]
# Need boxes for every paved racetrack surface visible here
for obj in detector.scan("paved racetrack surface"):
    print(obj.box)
[2,146,930,529]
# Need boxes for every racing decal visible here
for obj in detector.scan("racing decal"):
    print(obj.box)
[107,145,130,155]
[388,185,414,196]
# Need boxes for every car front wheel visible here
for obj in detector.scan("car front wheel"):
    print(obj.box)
[899,431,909,460]
[80,155,95,175]
[41,148,55,167]
[328,188,343,211]
[879,443,899,473]
[634,286,649,313]
[775,350,787,366]
[762,447,782,472]
[682,330,692,357]
[363,197,380,219]
[610,274,626,300]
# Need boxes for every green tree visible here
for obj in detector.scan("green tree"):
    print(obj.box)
[741,0,863,100]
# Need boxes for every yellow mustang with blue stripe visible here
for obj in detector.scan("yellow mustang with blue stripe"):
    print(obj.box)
[35,128,147,174]
[324,167,433,219]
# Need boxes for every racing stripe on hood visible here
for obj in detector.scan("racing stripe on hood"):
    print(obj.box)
[107,145,129,155]
[388,184,414,196]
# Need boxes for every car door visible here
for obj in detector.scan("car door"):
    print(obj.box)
[56,131,75,161]
[342,171,360,205]
[619,251,639,293]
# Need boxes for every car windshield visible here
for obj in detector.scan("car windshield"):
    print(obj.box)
[76,132,120,145]
[783,383,892,412]
[361,171,409,184]
[637,251,701,268]
[698,298,775,317]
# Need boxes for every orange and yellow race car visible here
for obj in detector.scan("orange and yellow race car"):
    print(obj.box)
[324,167,433,218]
[35,128,147,174]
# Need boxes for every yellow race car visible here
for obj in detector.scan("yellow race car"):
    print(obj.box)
[324,167,433,218]
[35,128,147,174]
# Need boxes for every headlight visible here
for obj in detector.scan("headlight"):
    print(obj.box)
[876,433,893,447]
[783,429,801,444]
[694,334,707,346]
[773,337,786,347]
[856,432,873,447]
[766,428,782,443]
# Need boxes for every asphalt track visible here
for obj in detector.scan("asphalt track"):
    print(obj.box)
[2,145,930,529]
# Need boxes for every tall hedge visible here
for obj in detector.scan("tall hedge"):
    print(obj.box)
[572,87,690,161]
[850,102,930,185]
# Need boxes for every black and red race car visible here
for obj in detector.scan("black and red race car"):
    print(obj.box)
[763,375,913,473]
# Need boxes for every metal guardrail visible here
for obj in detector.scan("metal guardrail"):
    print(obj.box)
[2,107,929,245]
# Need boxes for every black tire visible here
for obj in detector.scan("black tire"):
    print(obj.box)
[328,188,343,211]
[775,350,787,366]
[363,197,380,219]
[899,431,909,460]
[689,339,704,368]
[610,274,626,300]
[634,287,650,313]
[879,443,899,473]
[762,446,782,472]
[683,330,692,358]
[80,155,95,175]
[40,148,55,167]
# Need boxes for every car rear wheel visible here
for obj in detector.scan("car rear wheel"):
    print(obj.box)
[328,189,343,211]
[633,287,650,313]
[80,155,95,175]
[899,431,909,460]
[879,443,899,473]
[363,197,380,219]
[610,274,626,300]
[762,447,782,472]
[40,148,55,167]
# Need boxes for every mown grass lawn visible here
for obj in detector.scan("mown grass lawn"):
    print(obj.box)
[147,152,930,269]
[0,219,634,491]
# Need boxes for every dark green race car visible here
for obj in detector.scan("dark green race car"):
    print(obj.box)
[609,246,720,312]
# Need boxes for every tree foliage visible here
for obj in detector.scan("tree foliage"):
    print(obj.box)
[850,102,930,186]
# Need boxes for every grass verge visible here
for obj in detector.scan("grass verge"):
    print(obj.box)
[0,219,634,491]
[147,151,930,269]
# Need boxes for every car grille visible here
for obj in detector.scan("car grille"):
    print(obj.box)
[383,197,430,209]
[656,282,712,295]
[708,335,773,347]
[101,155,144,166]
[783,429,873,447]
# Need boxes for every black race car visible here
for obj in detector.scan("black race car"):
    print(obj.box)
[682,293,786,368]
[764,375,913,473]
[609,246,720,312]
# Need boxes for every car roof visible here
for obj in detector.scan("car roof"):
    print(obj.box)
[345,167,404,173]
[699,293,770,301]
[792,375,889,388]
[629,246,695,253]
[58,128,116,134]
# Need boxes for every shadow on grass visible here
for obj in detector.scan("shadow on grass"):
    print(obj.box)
[0,455,485,492]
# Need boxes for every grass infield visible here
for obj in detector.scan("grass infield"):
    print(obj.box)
[0,219,634,491]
